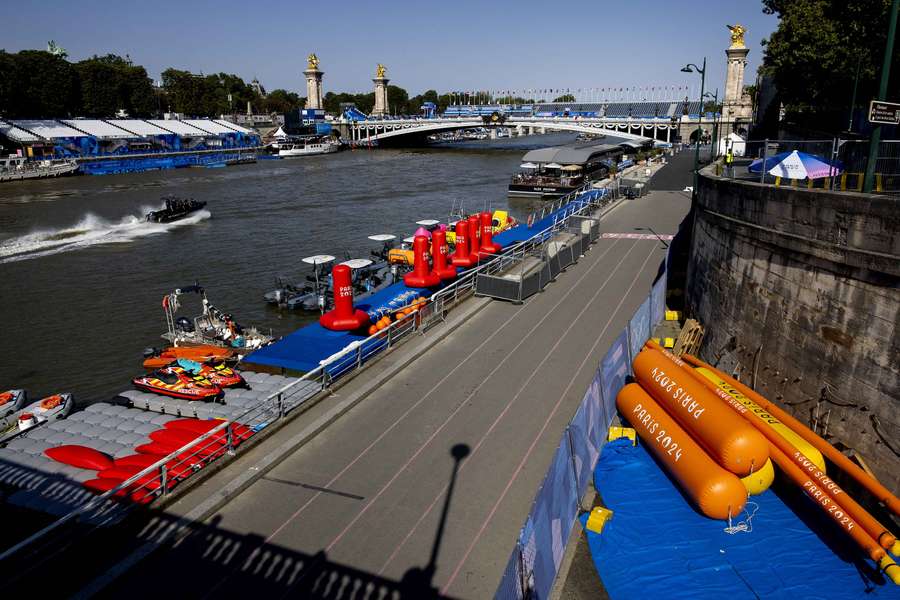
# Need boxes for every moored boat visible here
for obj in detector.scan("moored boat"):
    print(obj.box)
[278,135,341,157]
[0,392,75,443]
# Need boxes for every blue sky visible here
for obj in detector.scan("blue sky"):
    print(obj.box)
[4,0,778,100]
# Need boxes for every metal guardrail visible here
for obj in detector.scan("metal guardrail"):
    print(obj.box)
[0,179,622,561]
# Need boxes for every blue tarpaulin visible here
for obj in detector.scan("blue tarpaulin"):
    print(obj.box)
[584,440,900,600]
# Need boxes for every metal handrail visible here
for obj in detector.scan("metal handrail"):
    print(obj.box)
[0,180,620,561]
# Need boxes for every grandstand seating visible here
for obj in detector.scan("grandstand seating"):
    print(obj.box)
[213,119,254,134]
[62,119,139,139]
[146,119,208,137]
[183,119,239,135]
[108,119,172,136]
[0,119,44,142]
[11,120,86,139]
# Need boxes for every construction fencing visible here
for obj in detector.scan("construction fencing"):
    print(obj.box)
[494,254,669,600]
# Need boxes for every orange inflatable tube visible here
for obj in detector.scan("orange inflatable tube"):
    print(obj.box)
[664,350,898,551]
[617,383,747,520]
[632,347,769,476]
[681,353,900,520]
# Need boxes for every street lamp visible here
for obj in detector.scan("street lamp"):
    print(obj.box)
[703,89,719,159]
[681,58,707,195]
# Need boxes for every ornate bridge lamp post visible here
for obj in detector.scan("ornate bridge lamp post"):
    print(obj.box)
[703,89,719,159]
[681,57,707,195]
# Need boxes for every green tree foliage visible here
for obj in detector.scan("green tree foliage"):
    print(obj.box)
[553,94,576,103]
[761,0,898,131]
[76,54,155,117]
[264,89,304,113]
[0,50,80,117]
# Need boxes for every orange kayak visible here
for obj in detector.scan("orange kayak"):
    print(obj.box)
[143,345,234,370]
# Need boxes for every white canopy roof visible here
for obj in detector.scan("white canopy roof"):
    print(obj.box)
[520,162,538,169]
[403,236,416,243]
[301,254,335,265]
[544,162,563,169]
[341,258,374,269]
[416,219,440,226]
[368,234,396,241]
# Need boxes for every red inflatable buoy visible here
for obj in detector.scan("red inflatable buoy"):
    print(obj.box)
[450,220,476,267]
[320,264,371,331]
[467,215,482,262]
[479,211,502,255]
[403,234,442,288]
[45,445,114,471]
[430,230,456,280]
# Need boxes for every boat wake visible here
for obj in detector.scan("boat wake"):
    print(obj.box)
[0,207,210,264]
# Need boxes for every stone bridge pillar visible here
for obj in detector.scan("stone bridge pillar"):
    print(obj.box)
[304,54,324,110]
[372,64,390,117]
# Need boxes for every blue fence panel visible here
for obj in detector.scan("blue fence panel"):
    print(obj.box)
[628,296,652,367]
[495,545,524,600]
[600,329,630,417]
[568,380,603,496]
[650,275,666,327]
[519,438,578,600]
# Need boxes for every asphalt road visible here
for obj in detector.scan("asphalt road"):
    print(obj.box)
[98,157,693,600]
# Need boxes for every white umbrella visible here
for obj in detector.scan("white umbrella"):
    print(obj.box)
[544,162,563,169]
[520,162,538,169]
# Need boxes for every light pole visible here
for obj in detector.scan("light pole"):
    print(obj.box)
[864,0,899,193]
[704,89,719,159]
[682,58,707,194]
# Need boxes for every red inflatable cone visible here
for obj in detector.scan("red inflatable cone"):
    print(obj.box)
[450,220,476,268]
[320,264,370,331]
[479,211,502,256]
[467,215,481,262]
[431,229,457,280]
[403,235,442,288]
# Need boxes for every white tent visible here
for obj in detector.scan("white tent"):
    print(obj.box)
[717,132,746,157]
[272,126,288,139]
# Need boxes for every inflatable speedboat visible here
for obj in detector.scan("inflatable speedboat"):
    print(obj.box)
[132,369,223,401]
[161,284,272,351]
[171,359,247,388]
[146,196,207,223]
[0,392,74,444]
[143,345,235,370]
[0,389,27,420]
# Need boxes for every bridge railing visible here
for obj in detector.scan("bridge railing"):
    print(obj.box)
[0,180,623,563]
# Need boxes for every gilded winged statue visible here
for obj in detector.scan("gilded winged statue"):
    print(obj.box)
[376,63,386,78]
[727,24,746,49]
[307,53,320,70]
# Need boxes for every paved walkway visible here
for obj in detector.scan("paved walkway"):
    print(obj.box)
[87,156,694,599]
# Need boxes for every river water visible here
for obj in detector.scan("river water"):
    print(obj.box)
[0,133,578,404]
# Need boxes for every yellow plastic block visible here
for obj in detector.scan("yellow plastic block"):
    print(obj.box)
[651,337,661,345]
[664,310,682,321]
[608,426,637,445]
[663,337,675,348]
[585,506,614,534]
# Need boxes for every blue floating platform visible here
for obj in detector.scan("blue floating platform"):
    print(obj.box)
[243,192,598,374]
[584,440,900,599]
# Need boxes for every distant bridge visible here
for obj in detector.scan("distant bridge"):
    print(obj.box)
[338,115,711,146]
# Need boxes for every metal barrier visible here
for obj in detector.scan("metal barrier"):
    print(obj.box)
[494,249,670,600]
[0,176,621,561]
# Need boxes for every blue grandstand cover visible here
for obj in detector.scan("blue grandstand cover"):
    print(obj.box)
[584,440,900,600]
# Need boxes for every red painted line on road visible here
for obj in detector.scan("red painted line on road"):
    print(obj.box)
[376,241,644,577]
[440,245,658,596]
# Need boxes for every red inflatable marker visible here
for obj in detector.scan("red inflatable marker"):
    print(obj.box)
[404,234,442,288]
[467,215,481,262]
[45,445,114,471]
[450,220,476,267]
[320,263,370,331]
[479,211,501,256]
[431,229,457,280]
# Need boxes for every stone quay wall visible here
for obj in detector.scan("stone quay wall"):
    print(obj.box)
[687,166,900,491]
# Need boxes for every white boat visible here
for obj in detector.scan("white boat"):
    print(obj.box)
[0,155,79,182]
[278,136,341,157]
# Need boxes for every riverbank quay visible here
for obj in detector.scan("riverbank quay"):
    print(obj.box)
[27,157,690,599]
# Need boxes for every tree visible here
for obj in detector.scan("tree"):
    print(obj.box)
[761,0,898,132]
[553,94,576,103]
[7,50,80,117]
[75,54,155,117]
[264,89,303,113]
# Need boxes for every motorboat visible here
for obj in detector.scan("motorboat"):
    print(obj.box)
[278,135,341,157]
[0,389,28,420]
[161,284,272,352]
[0,392,75,443]
[0,156,79,182]
[169,359,247,389]
[265,254,336,311]
[132,368,223,401]
[142,345,235,370]
[146,196,207,223]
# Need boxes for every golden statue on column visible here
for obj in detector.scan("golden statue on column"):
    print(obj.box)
[307,53,320,70]
[376,63,387,78]
[727,24,746,49]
